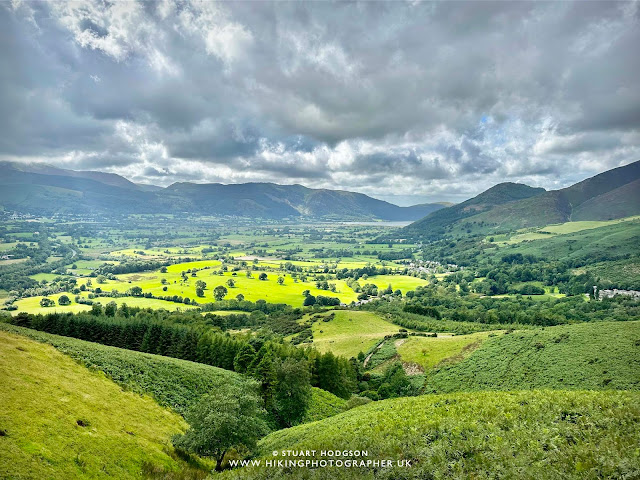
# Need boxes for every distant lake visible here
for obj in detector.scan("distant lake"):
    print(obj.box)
[336,221,412,227]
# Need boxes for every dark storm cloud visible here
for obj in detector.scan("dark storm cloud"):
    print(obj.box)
[0,1,638,202]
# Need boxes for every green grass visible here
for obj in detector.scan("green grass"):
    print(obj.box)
[426,321,640,393]
[221,390,640,479]
[363,275,430,293]
[0,323,247,415]
[494,219,640,262]
[11,294,198,315]
[497,216,640,245]
[0,329,210,479]
[309,310,404,358]
[90,264,359,306]
[396,331,494,371]
[302,387,348,423]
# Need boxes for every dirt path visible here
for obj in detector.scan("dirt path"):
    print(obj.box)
[363,341,385,368]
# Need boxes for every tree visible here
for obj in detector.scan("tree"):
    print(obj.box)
[196,287,204,297]
[195,280,207,290]
[303,294,316,306]
[233,344,256,373]
[236,293,245,301]
[105,301,117,317]
[259,273,268,281]
[246,270,252,278]
[226,279,235,288]
[213,285,228,301]
[302,290,310,297]
[277,276,285,285]
[129,286,143,296]
[58,295,71,306]
[90,303,103,315]
[172,383,269,471]
[274,358,311,427]
[40,297,55,307]
[160,266,167,273]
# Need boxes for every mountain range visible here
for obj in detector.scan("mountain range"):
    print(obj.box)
[0,162,446,221]
[400,159,640,240]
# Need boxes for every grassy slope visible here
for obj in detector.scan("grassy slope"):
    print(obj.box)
[0,330,197,479]
[426,321,640,393]
[222,390,640,480]
[302,387,348,423]
[0,323,247,416]
[396,331,494,371]
[310,310,403,358]
[490,219,640,261]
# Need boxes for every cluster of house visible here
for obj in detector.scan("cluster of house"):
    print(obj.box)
[405,260,460,276]
[596,287,640,300]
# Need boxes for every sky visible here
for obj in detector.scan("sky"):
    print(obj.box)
[1,1,639,205]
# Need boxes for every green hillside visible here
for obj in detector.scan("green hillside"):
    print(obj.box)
[0,323,249,415]
[302,387,348,423]
[222,390,640,479]
[400,160,640,240]
[494,218,640,263]
[572,178,640,221]
[402,182,545,240]
[0,330,209,479]
[426,321,640,393]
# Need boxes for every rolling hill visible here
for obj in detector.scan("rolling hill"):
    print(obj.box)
[0,329,209,479]
[425,321,640,393]
[222,390,640,479]
[0,161,444,220]
[401,160,640,240]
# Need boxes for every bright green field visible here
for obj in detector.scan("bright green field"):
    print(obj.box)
[396,331,495,371]
[223,390,640,480]
[0,330,204,479]
[427,321,640,393]
[310,310,404,358]
[541,216,640,234]
[364,274,430,293]
[29,273,64,282]
[98,268,359,306]
[495,215,640,245]
[11,294,198,315]
[165,259,222,273]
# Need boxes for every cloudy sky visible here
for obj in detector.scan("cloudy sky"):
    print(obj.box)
[1,1,639,204]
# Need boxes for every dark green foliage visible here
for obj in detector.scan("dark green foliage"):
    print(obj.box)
[273,357,312,427]
[57,295,70,306]
[173,383,270,471]
[402,304,441,319]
